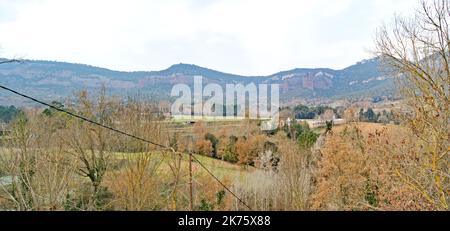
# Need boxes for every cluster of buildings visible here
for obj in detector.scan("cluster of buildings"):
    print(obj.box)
[279,109,347,129]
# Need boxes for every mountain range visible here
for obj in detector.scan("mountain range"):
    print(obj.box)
[0,58,397,106]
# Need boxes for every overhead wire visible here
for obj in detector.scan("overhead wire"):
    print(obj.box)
[0,84,252,210]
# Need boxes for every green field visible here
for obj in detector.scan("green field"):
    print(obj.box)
[112,151,252,182]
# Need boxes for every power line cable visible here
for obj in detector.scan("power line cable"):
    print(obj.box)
[0,84,252,210]
[0,85,167,149]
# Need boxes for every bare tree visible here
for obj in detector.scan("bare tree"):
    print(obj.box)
[64,89,115,210]
[374,0,449,210]
[0,110,75,211]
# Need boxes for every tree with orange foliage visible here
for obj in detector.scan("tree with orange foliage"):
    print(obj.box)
[195,139,213,156]
[193,121,207,139]
[236,135,266,166]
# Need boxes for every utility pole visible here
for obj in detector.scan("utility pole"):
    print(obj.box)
[189,153,194,211]
[186,135,194,211]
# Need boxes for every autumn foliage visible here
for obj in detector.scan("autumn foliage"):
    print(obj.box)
[311,123,438,210]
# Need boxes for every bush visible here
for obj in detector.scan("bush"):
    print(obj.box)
[204,133,219,157]
[221,136,238,163]
[297,130,319,149]
[223,151,239,163]
[197,198,214,211]
[195,139,213,156]
[236,135,266,166]
[325,121,333,134]
[0,105,23,123]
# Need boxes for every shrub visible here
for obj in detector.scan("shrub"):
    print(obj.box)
[297,130,319,149]
[236,135,266,166]
[195,139,213,156]
[204,133,219,158]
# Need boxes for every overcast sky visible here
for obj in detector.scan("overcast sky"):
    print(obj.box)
[0,0,419,75]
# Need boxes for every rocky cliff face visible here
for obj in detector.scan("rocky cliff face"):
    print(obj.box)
[0,58,395,105]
